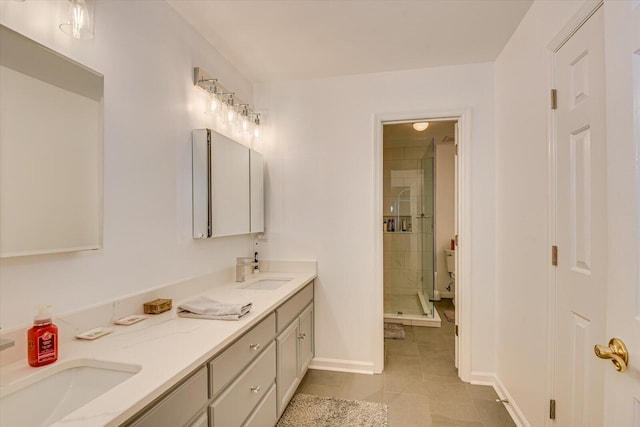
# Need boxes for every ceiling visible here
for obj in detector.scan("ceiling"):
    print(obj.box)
[168,0,533,83]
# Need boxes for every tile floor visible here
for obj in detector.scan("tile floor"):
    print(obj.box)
[383,292,424,317]
[296,300,516,426]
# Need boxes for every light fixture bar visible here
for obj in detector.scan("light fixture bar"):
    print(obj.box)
[193,67,260,126]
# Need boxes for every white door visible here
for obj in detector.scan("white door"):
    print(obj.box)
[603,1,640,425]
[554,5,607,425]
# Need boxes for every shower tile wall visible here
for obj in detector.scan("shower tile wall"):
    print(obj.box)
[383,143,433,316]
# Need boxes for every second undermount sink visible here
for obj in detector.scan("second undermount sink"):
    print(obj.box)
[0,359,141,426]
[240,278,293,290]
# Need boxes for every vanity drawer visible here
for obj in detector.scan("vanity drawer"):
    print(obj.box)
[129,367,207,427]
[276,282,313,332]
[209,312,275,397]
[210,342,276,427]
[243,383,277,427]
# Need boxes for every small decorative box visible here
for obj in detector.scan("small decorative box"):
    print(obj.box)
[143,298,172,314]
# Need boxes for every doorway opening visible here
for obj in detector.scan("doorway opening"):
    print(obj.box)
[374,112,467,377]
[382,120,457,328]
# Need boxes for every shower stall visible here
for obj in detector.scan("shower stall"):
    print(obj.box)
[383,128,439,325]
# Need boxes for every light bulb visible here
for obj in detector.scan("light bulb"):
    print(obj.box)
[253,124,261,139]
[241,116,250,133]
[227,107,236,123]
[209,95,219,112]
[59,0,94,40]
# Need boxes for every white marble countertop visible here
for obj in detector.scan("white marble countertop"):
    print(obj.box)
[0,265,316,427]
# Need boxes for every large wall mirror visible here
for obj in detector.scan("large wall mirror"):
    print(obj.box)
[0,25,103,258]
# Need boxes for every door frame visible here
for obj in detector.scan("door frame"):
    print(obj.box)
[372,108,472,381]
[546,1,605,424]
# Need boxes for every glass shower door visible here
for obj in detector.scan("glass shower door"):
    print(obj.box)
[419,144,435,317]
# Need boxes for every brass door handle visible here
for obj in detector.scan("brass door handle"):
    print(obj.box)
[594,338,629,372]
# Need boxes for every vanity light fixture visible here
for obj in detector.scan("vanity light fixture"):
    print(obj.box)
[193,67,262,140]
[239,105,251,133]
[225,94,236,124]
[59,0,95,40]
[253,114,261,139]
[412,122,429,131]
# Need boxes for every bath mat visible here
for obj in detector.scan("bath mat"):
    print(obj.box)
[443,309,455,323]
[277,393,388,427]
[383,322,405,339]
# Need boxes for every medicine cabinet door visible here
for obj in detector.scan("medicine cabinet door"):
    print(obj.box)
[210,132,250,237]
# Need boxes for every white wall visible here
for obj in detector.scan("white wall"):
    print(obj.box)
[255,63,496,375]
[494,1,585,425]
[0,1,255,328]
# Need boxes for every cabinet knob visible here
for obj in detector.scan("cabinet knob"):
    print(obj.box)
[249,343,260,351]
[250,385,261,393]
[298,333,306,340]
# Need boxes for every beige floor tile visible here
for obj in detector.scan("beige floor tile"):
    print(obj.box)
[291,300,515,427]
[429,402,482,424]
[301,369,350,386]
[385,338,420,357]
[384,392,432,427]
[340,373,385,403]
[384,354,423,378]
[296,382,343,398]
[473,399,517,426]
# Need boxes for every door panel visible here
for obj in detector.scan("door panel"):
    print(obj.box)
[554,6,606,426]
[603,1,640,425]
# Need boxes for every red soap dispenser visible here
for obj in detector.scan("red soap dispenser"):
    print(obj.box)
[27,305,58,367]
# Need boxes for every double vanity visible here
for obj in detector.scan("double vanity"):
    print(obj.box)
[0,262,316,427]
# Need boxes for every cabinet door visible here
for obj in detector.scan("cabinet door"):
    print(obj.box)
[297,304,313,376]
[129,367,208,427]
[276,319,299,416]
[188,412,208,427]
[191,129,211,239]
[210,130,250,237]
[249,150,264,233]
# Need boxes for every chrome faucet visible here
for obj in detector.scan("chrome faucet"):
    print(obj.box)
[236,257,258,282]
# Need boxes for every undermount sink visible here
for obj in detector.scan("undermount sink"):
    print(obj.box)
[0,359,141,426]
[240,278,292,290]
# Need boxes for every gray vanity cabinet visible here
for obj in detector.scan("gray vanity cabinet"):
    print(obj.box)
[275,284,314,417]
[127,367,208,427]
[123,281,314,427]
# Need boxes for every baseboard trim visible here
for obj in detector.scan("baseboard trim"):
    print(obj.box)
[491,375,532,427]
[469,370,496,386]
[308,357,376,375]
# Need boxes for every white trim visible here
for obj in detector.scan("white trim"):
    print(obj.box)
[468,370,496,386]
[308,358,374,375]
[493,375,533,427]
[467,372,531,427]
[384,308,442,327]
[548,0,603,53]
[545,28,559,427]
[372,108,472,381]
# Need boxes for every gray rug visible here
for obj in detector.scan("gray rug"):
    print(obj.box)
[383,322,405,339]
[277,393,388,427]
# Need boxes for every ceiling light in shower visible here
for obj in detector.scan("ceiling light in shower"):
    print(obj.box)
[412,122,429,131]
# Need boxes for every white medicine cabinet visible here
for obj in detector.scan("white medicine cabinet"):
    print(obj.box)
[192,129,264,238]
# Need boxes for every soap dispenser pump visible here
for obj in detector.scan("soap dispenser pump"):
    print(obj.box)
[27,305,58,367]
